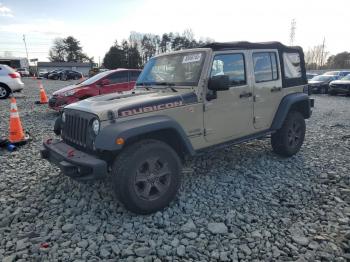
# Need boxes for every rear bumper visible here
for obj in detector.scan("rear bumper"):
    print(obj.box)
[10,81,24,92]
[40,139,107,181]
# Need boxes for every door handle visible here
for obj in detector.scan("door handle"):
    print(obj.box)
[271,87,282,92]
[239,92,252,98]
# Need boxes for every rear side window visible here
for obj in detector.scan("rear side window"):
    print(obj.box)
[283,52,302,79]
[107,71,128,84]
[130,71,141,81]
[253,52,279,82]
[210,53,246,86]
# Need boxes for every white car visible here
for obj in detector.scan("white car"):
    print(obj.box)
[16,68,30,77]
[0,64,24,99]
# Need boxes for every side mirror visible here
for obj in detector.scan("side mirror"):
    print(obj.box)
[208,75,230,91]
[99,78,110,86]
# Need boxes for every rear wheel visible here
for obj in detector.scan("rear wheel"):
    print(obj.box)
[0,85,10,99]
[112,139,182,214]
[271,111,306,157]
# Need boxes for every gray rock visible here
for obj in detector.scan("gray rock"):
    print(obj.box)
[181,219,196,232]
[62,223,75,233]
[2,255,16,262]
[134,246,152,257]
[176,245,186,256]
[77,240,89,249]
[292,236,310,246]
[185,232,197,239]
[208,223,228,234]
[85,225,98,233]
[100,248,110,258]
[105,234,116,242]
[239,244,251,255]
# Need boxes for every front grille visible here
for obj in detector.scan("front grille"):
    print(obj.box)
[62,110,95,148]
[49,96,57,107]
[332,84,350,89]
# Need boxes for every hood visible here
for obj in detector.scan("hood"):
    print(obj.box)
[64,88,198,121]
[53,84,83,95]
[330,79,350,85]
[308,80,326,85]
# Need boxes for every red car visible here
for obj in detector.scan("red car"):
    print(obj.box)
[49,69,142,111]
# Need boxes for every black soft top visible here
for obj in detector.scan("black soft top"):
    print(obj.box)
[201,41,307,88]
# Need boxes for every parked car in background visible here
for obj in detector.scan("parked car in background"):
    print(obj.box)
[307,73,318,80]
[89,67,109,77]
[0,64,24,99]
[308,75,337,94]
[329,74,350,96]
[16,68,30,77]
[49,69,141,111]
[42,69,60,79]
[48,70,83,80]
[323,71,350,79]
[39,69,49,77]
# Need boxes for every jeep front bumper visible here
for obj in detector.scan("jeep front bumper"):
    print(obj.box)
[40,139,107,181]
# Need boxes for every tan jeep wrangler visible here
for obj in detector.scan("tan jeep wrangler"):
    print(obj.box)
[41,41,314,214]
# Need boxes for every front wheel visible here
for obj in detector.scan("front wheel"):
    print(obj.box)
[111,139,182,214]
[271,111,306,157]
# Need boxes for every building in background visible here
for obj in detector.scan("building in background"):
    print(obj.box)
[37,62,92,76]
[0,57,29,69]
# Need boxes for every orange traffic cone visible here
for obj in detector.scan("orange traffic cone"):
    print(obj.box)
[9,97,28,144]
[36,81,48,104]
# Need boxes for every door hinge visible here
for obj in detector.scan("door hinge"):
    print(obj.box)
[203,103,206,112]
[253,117,256,124]
[253,95,256,102]
[203,128,207,136]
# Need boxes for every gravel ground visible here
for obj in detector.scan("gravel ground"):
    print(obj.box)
[0,78,350,261]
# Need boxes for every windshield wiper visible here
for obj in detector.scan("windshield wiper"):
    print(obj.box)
[135,82,151,90]
[153,82,178,92]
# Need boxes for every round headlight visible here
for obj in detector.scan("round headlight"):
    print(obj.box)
[61,112,66,123]
[92,119,100,135]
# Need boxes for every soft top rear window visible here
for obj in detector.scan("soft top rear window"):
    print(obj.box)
[283,52,302,79]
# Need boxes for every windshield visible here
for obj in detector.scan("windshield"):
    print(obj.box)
[341,74,350,80]
[323,71,338,76]
[311,75,333,81]
[136,51,206,87]
[78,70,112,85]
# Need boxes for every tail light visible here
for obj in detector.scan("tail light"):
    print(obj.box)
[9,73,20,79]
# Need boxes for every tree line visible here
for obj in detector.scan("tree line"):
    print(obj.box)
[305,45,350,70]
[48,29,213,69]
[103,30,214,69]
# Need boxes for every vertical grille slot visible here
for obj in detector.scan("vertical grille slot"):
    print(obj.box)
[62,111,93,148]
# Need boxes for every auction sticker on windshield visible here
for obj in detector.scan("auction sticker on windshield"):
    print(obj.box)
[182,53,202,64]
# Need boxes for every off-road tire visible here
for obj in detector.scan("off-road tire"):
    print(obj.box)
[111,139,182,214]
[0,84,11,99]
[271,111,306,157]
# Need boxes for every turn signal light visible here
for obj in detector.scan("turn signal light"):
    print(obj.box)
[115,137,125,145]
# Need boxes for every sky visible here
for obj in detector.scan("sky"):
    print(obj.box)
[0,0,349,63]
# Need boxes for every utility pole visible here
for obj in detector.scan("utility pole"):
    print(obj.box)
[22,34,29,63]
[289,19,296,46]
[320,37,326,68]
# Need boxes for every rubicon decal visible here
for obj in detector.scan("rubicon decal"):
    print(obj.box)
[119,100,183,117]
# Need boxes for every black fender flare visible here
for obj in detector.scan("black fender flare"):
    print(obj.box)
[270,92,312,130]
[94,115,195,155]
